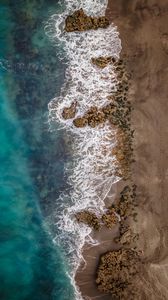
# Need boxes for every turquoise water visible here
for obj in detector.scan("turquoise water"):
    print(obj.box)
[0,1,74,299]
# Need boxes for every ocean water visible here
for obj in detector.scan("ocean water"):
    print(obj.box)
[0,0,122,299]
[0,1,74,300]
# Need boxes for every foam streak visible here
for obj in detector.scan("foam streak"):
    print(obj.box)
[45,1,122,299]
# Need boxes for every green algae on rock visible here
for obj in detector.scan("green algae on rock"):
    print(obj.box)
[65,9,110,32]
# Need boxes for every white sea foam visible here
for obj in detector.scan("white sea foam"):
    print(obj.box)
[45,1,122,299]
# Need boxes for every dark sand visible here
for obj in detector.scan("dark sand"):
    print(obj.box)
[76,1,168,299]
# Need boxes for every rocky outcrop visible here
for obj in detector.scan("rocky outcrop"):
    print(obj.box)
[91,56,115,68]
[71,58,134,181]
[86,106,106,127]
[62,101,77,119]
[73,104,114,128]
[108,60,134,180]
[65,9,110,32]
[112,128,134,180]
[75,210,100,230]
[102,208,118,229]
[114,221,137,245]
[73,106,105,128]
[62,7,140,298]
[73,116,88,128]
[113,185,137,220]
[96,249,141,299]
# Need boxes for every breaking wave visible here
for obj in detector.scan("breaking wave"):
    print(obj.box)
[45,0,122,298]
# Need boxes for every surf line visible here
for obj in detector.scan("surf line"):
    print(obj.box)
[45,1,135,298]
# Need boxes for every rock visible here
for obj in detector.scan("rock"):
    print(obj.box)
[117,229,133,245]
[65,9,110,32]
[75,210,100,230]
[102,208,118,229]
[112,127,134,180]
[73,116,88,127]
[86,107,106,127]
[62,101,77,119]
[72,58,134,180]
[113,185,137,220]
[102,103,115,117]
[91,56,115,68]
[96,249,141,299]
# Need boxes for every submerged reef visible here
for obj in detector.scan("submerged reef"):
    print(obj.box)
[96,249,141,299]
[65,9,109,32]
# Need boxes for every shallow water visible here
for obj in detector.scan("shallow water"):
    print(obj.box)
[0,1,74,299]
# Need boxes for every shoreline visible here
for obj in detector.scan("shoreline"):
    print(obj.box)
[47,3,123,298]
[76,0,168,299]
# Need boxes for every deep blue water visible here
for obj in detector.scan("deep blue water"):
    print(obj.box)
[0,1,74,299]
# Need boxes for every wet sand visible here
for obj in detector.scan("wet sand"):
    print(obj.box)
[76,1,168,299]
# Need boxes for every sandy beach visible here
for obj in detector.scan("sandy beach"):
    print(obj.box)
[76,0,168,299]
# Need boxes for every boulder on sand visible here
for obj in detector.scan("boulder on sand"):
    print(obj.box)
[96,248,141,299]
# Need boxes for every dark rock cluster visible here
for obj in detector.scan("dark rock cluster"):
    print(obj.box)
[112,128,134,180]
[62,101,77,119]
[109,60,134,180]
[63,10,140,298]
[114,221,138,246]
[73,104,115,128]
[65,9,109,32]
[75,207,119,231]
[73,106,109,128]
[73,116,88,128]
[91,56,115,68]
[113,185,138,220]
[72,57,134,180]
[96,249,141,299]
[101,208,118,229]
[63,11,134,180]
[75,210,100,230]
[112,185,139,246]
[74,185,137,233]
